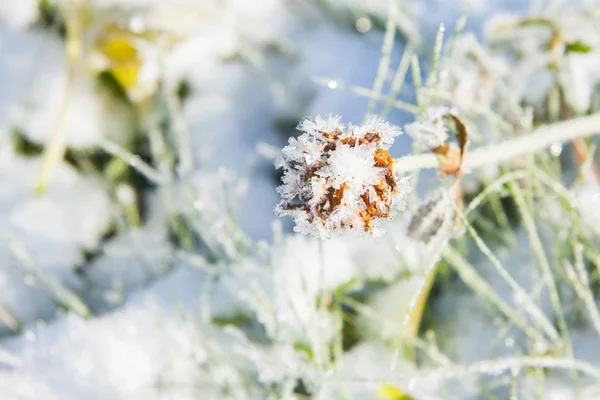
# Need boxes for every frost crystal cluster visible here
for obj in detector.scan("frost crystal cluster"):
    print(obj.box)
[275,115,410,238]
[405,106,451,150]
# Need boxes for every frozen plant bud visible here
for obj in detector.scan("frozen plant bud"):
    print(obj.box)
[405,106,451,150]
[275,115,411,239]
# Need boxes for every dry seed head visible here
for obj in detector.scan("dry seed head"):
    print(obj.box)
[408,187,459,245]
[275,115,411,239]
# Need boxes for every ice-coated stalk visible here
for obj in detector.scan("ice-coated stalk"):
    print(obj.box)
[395,113,600,173]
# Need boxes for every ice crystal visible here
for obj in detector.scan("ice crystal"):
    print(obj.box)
[405,106,451,150]
[275,115,410,238]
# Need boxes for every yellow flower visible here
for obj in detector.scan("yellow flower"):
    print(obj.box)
[376,384,411,400]
[89,18,181,103]
[95,26,143,92]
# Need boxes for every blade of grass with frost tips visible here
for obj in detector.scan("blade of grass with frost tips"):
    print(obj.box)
[143,102,174,175]
[5,233,91,318]
[443,247,549,345]
[411,55,424,111]
[98,139,170,184]
[434,1,470,95]
[464,171,526,245]
[416,357,600,382]
[424,24,445,95]
[381,41,415,118]
[467,209,510,245]
[507,180,571,352]
[464,170,527,216]
[180,187,232,261]
[142,102,197,250]
[341,357,600,384]
[453,87,521,247]
[563,258,600,338]
[365,0,398,118]
[486,184,516,246]
[164,85,194,177]
[532,167,577,209]
[312,76,419,113]
[572,241,590,287]
[220,175,250,258]
[529,166,600,286]
[451,202,561,344]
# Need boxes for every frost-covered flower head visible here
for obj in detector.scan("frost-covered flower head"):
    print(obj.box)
[275,115,410,239]
[405,106,451,150]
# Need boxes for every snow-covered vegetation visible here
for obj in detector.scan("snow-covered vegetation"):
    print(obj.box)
[1,0,600,399]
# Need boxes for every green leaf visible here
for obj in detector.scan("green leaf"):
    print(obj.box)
[565,41,593,54]
[211,313,251,327]
[293,342,314,361]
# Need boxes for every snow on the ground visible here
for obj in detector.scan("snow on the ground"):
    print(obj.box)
[0,146,112,334]
[77,193,172,313]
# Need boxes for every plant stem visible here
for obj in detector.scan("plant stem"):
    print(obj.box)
[35,0,85,193]
[395,113,600,173]
[400,265,438,361]
[404,266,436,339]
